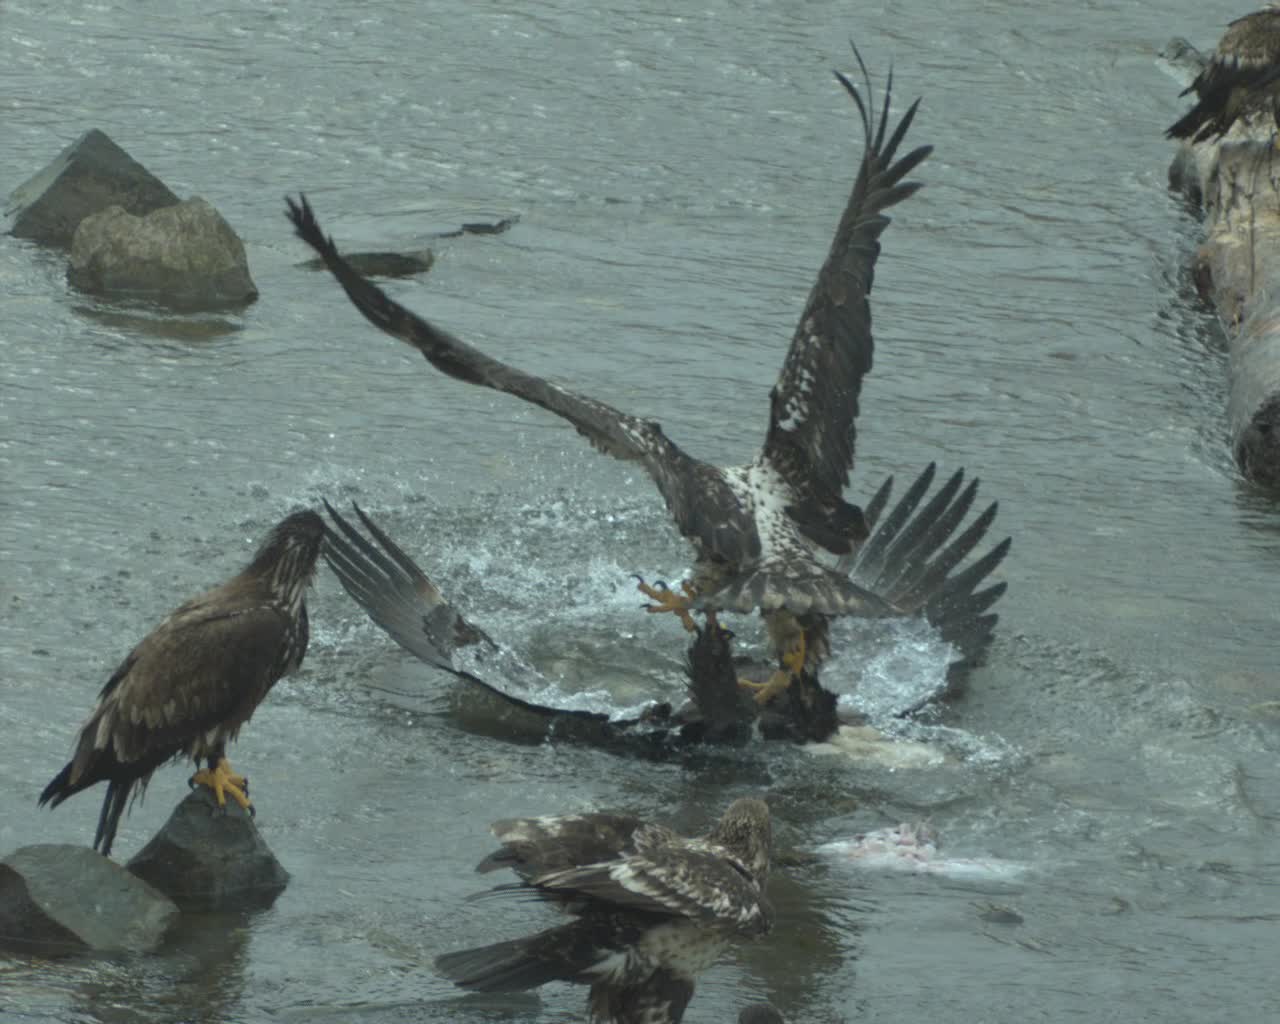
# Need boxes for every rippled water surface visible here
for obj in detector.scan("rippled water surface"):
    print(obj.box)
[3,2,1278,1022]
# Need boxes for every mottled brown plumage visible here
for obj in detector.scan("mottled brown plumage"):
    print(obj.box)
[39,510,325,856]
[1168,7,1280,143]
[437,798,772,1024]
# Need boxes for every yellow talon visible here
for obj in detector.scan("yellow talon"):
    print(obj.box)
[741,630,808,706]
[740,669,793,706]
[190,757,254,814]
[636,577,698,634]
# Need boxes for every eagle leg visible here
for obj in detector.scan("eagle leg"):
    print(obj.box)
[740,629,807,706]
[189,756,255,816]
[634,576,698,633]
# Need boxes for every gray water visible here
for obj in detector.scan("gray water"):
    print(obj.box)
[2,1,1278,1021]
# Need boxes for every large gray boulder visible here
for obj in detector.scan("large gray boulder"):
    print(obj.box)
[67,197,258,310]
[126,787,289,912]
[5,129,180,248]
[0,843,178,955]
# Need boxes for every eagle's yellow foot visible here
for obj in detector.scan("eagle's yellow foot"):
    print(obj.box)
[740,631,808,705]
[635,577,698,633]
[740,668,794,705]
[190,757,254,815]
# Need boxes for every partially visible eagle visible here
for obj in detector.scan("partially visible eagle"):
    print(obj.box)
[1168,7,1280,143]
[436,797,772,1024]
[38,510,326,856]
[739,1006,786,1024]
[288,51,1009,705]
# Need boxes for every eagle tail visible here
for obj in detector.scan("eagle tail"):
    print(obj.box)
[848,462,1010,688]
[436,921,599,992]
[1165,62,1280,143]
[1166,99,1217,142]
[39,755,137,857]
[37,759,80,809]
[92,779,133,856]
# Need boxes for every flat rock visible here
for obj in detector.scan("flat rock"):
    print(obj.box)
[300,248,434,278]
[0,843,178,955]
[67,196,258,310]
[6,128,180,248]
[126,787,289,912]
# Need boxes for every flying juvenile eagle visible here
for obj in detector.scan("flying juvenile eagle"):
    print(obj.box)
[436,797,772,1024]
[287,53,1008,705]
[39,510,325,856]
[1168,6,1280,143]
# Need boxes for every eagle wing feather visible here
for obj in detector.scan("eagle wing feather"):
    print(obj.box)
[287,196,757,565]
[762,54,932,508]
[532,843,769,935]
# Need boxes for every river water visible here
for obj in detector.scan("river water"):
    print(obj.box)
[2,1,1277,1022]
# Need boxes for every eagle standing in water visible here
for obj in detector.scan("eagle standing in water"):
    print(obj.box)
[287,54,1006,706]
[1167,6,1280,143]
[437,797,772,1024]
[38,510,326,856]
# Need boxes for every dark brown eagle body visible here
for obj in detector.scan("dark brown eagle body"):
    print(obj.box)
[437,798,772,1024]
[1168,7,1280,143]
[39,509,325,856]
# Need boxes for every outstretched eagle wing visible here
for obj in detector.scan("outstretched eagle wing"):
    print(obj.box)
[288,197,756,567]
[762,55,931,511]
[322,498,496,673]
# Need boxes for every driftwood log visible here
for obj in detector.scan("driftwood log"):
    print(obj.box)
[1165,39,1280,488]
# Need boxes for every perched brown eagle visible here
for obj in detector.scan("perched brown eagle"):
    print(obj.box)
[287,52,1008,707]
[1168,6,1280,143]
[38,509,326,856]
[436,797,772,1024]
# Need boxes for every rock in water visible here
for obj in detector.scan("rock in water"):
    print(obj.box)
[67,197,258,310]
[300,249,434,278]
[5,129,180,248]
[0,844,178,955]
[126,787,289,912]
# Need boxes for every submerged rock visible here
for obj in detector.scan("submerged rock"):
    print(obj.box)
[6,128,180,248]
[126,787,289,912]
[739,1005,786,1024]
[67,197,258,310]
[300,248,434,278]
[431,215,519,239]
[0,843,178,955]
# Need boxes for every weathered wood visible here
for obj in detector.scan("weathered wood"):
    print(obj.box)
[1167,40,1280,489]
